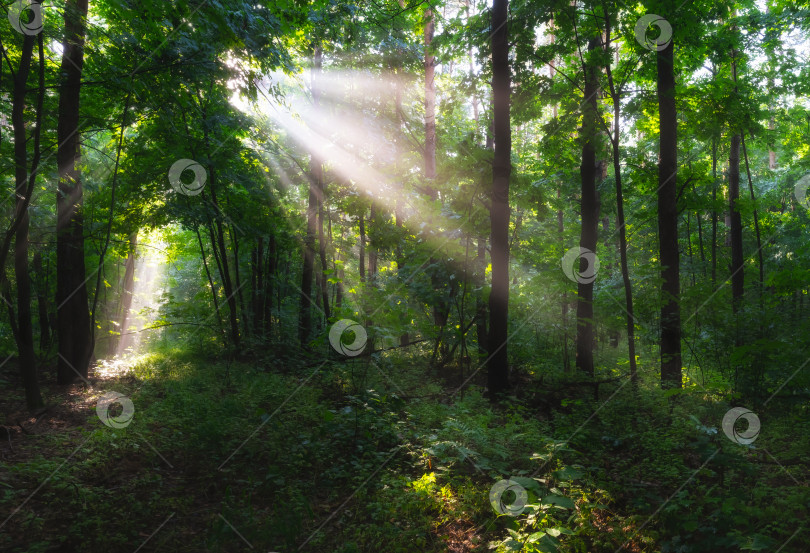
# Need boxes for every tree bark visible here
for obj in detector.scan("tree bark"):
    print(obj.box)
[475,237,488,356]
[728,133,744,311]
[424,8,436,188]
[656,40,682,388]
[604,36,637,384]
[117,232,140,352]
[711,135,718,286]
[299,48,322,346]
[33,251,50,351]
[487,0,511,398]
[56,0,93,384]
[12,27,44,408]
[741,135,764,289]
[575,37,601,377]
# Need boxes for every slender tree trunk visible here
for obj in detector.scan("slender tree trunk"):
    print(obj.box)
[768,112,776,169]
[207,182,239,348]
[91,89,131,357]
[116,232,139,352]
[56,0,92,384]
[33,251,50,351]
[299,48,322,346]
[253,237,264,334]
[358,212,366,283]
[605,46,638,384]
[487,0,511,397]
[12,27,43,408]
[657,40,682,388]
[424,8,436,189]
[711,136,718,286]
[728,134,744,311]
[195,227,223,336]
[318,192,330,322]
[575,37,601,377]
[475,237,488,356]
[741,134,764,288]
[229,225,248,337]
[265,234,276,339]
[394,68,409,346]
[368,204,377,281]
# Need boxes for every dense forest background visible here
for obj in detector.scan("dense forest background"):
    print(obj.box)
[1,0,809,551]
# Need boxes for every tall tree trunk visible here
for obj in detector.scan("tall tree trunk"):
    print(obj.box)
[318,191,330,322]
[657,40,682,388]
[33,251,50,351]
[575,37,601,377]
[299,48,322,346]
[741,135,764,289]
[711,135,718,286]
[475,237,488,355]
[358,212,366,283]
[604,40,638,384]
[265,234,276,339]
[395,67,409,346]
[207,182,239,348]
[728,133,744,310]
[91,89,130,357]
[424,8,436,191]
[253,237,264,334]
[229,224,248,337]
[768,113,776,169]
[117,232,140,352]
[56,0,92,384]
[368,203,377,281]
[11,27,44,408]
[487,0,511,398]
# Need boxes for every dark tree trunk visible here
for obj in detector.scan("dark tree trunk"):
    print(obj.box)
[656,40,682,388]
[207,183,239,348]
[424,9,436,186]
[475,237,488,356]
[358,212,366,283]
[728,133,744,311]
[33,252,50,351]
[265,234,276,339]
[741,135,764,288]
[117,232,140,351]
[229,225,248,338]
[56,0,92,385]
[253,237,264,334]
[299,48,322,346]
[11,28,43,408]
[575,37,601,378]
[395,68,409,347]
[318,190,330,322]
[711,135,718,286]
[487,0,511,398]
[604,39,638,384]
[368,204,377,281]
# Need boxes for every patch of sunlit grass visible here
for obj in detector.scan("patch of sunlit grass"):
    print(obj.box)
[91,352,161,380]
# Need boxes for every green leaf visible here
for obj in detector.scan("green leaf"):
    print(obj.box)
[552,466,583,482]
[541,494,575,509]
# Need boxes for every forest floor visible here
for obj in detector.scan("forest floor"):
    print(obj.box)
[0,347,808,552]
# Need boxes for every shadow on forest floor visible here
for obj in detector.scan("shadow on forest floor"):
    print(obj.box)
[0,348,808,552]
